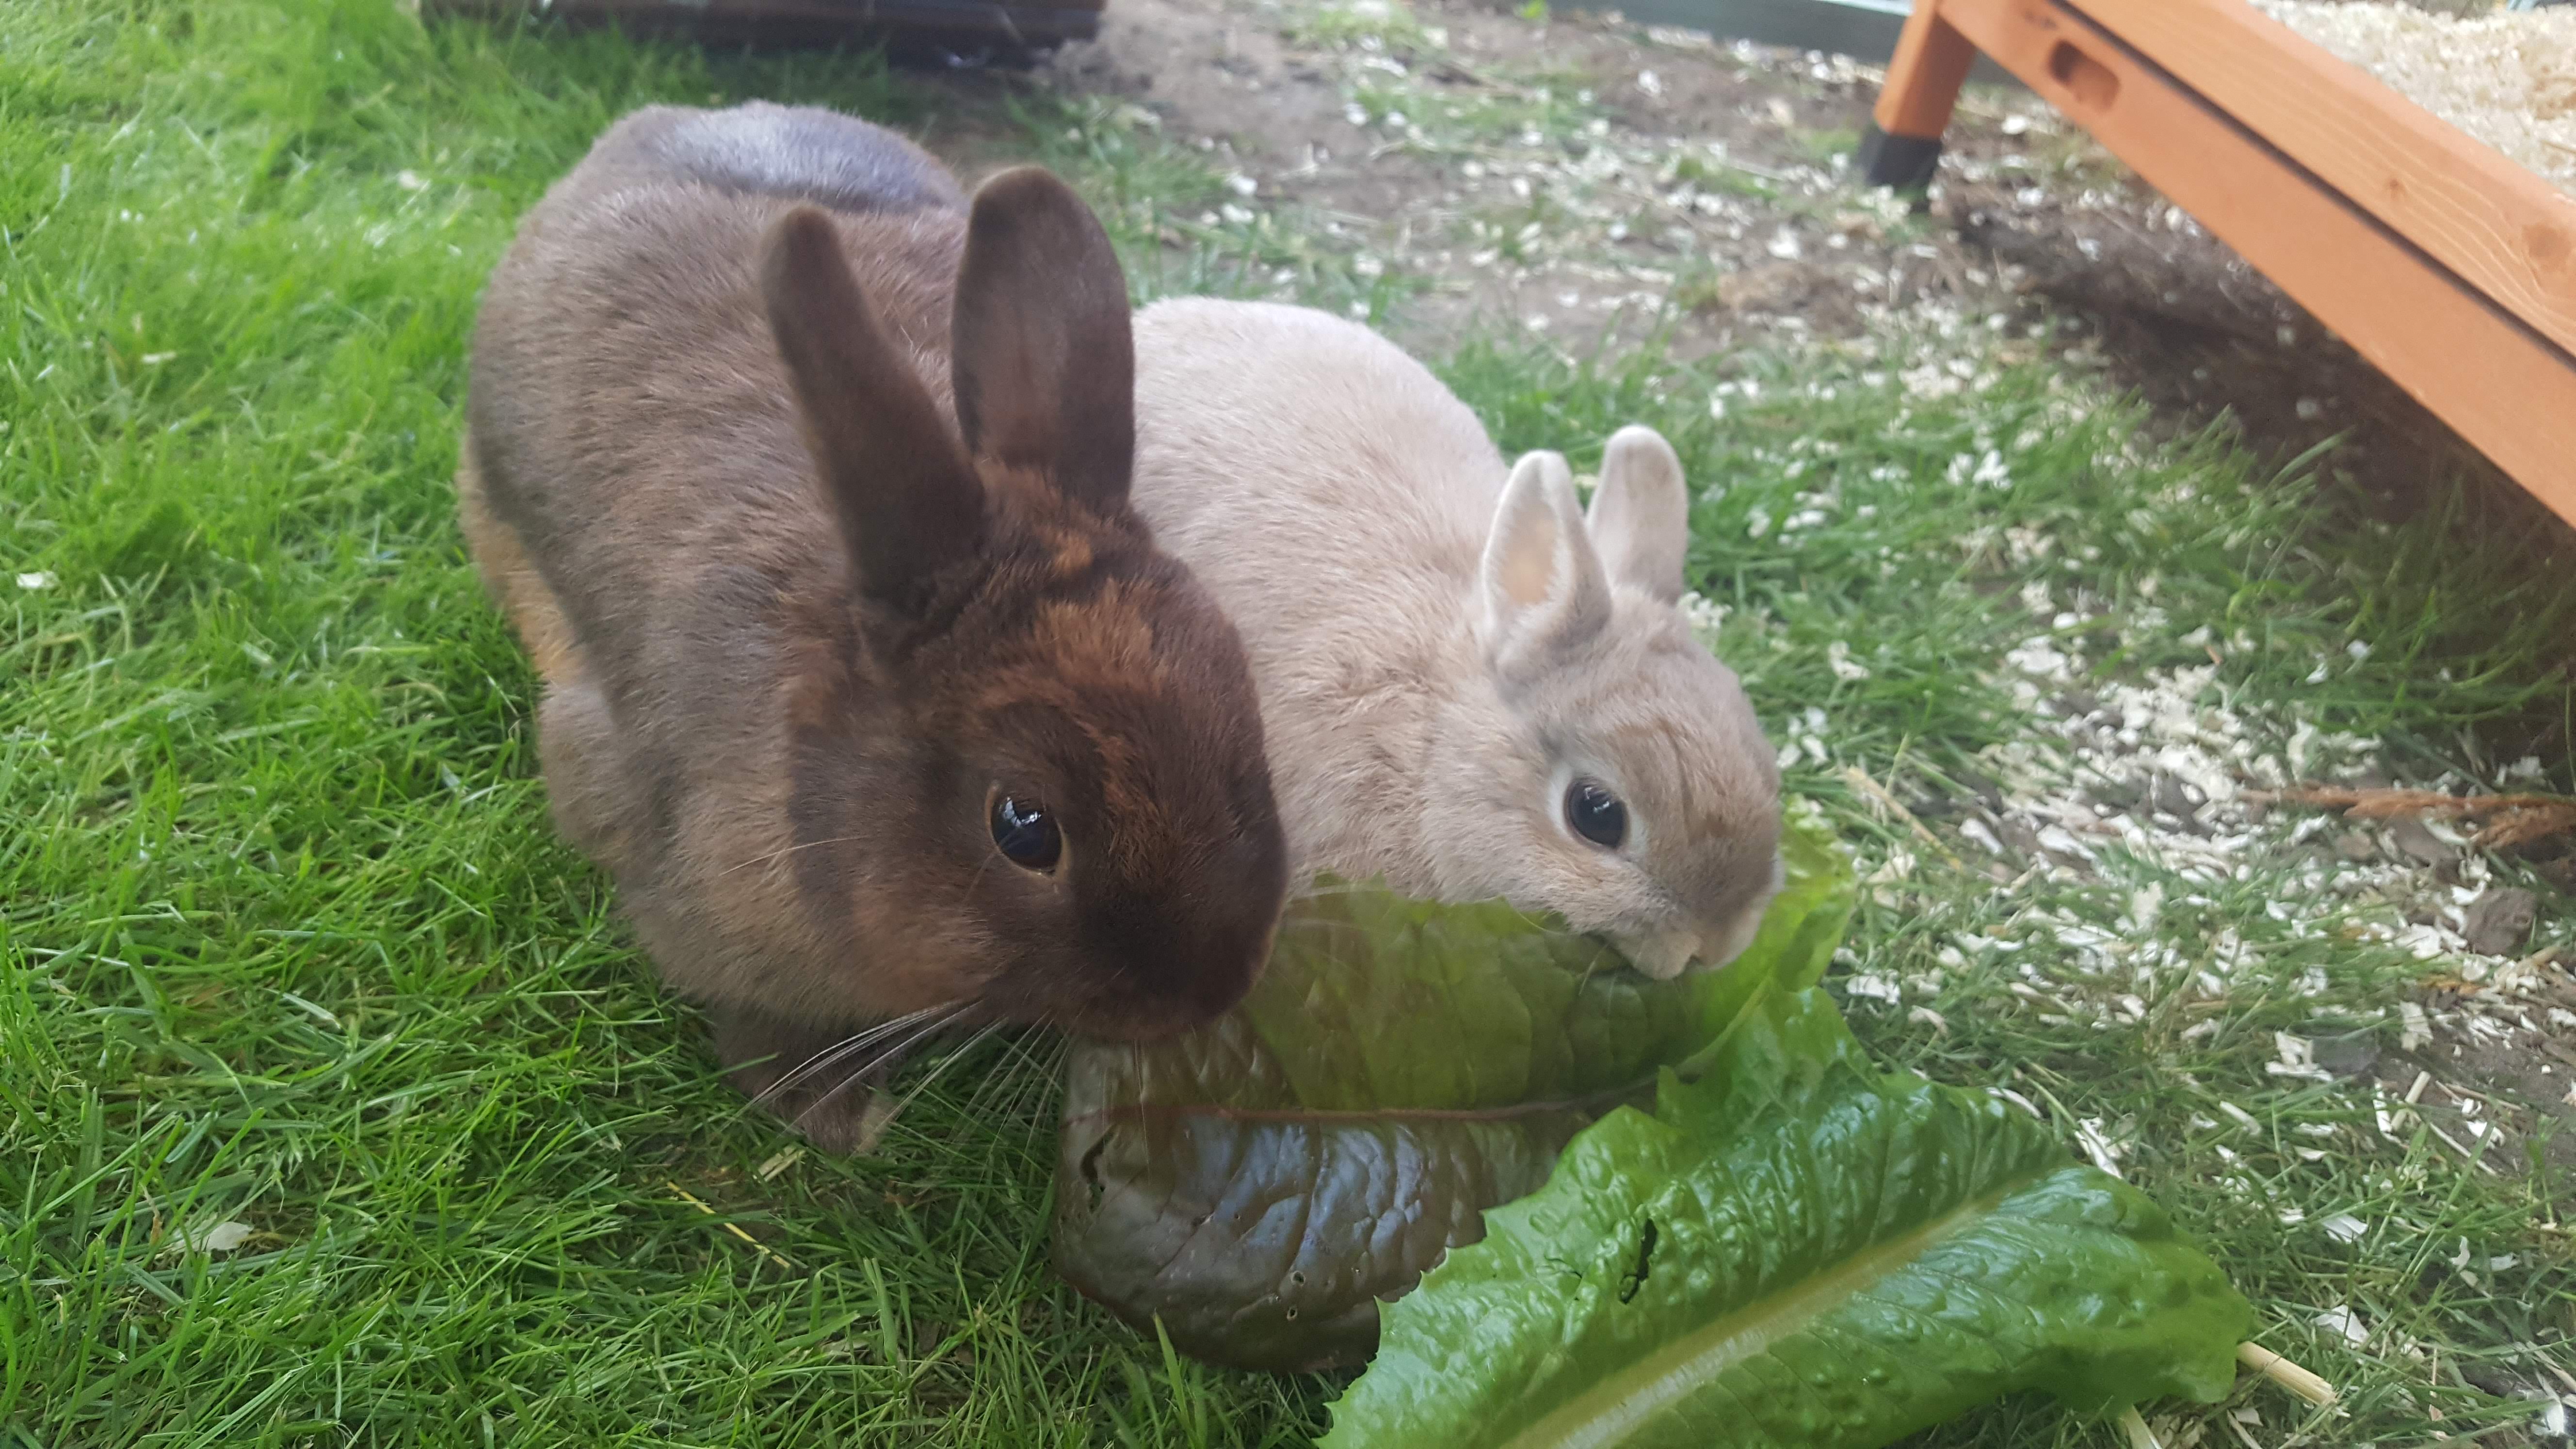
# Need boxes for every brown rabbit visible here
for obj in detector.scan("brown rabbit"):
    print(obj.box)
[457,102,1288,1151]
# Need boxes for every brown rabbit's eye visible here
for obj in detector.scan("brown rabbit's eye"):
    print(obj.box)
[1564,779,1627,850]
[990,794,1063,872]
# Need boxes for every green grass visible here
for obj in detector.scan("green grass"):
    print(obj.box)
[1286,0,1443,57]
[5,1,2574,1445]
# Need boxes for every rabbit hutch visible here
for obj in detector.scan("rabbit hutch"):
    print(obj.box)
[1851,0,2576,525]
[1822,0,2576,524]
[1571,0,2576,521]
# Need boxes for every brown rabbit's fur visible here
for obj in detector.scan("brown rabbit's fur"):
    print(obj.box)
[459,103,1287,1150]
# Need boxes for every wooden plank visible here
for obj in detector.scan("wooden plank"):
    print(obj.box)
[2072,0,2576,360]
[1931,0,2576,522]
[1872,3,1980,137]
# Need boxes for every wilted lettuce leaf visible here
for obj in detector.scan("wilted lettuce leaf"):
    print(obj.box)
[1320,984,2252,1447]
[1052,808,1854,1371]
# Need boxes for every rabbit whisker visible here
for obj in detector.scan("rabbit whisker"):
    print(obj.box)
[789,1006,970,1134]
[746,1002,963,1114]
[985,1029,1067,1124]
[880,1020,1004,1126]
[720,834,872,878]
[886,1015,1004,1119]
[746,1006,950,1111]
[961,844,1005,907]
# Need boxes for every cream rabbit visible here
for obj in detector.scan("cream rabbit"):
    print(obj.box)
[1127,299,1782,981]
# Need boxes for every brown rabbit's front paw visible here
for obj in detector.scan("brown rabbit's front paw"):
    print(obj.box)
[710,1007,910,1156]
[785,1082,902,1157]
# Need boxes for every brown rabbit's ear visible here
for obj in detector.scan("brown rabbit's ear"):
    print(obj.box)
[949,167,1136,518]
[762,205,988,610]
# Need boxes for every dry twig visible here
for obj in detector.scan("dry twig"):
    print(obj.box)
[2246,784,2576,850]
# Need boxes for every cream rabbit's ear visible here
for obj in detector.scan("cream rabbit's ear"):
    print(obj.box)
[1478,450,1611,671]
[1587,424,1689,604]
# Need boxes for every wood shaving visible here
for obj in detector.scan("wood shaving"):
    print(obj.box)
[2250,0,2576,198]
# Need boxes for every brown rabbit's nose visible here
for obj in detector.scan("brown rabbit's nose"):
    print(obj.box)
[1101,909,1271,1032]
[1153,934,1267,1023]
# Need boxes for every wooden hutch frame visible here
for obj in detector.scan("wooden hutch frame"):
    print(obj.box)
[1858,0,2576,524]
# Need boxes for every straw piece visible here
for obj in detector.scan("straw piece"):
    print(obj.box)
[2239,1341,2339,1407]
[1836,763,1956,862]
[666,1179,797,1272]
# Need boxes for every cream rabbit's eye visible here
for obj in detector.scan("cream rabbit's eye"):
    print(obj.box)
[990,793,1063,872]
[1564,779,1627,850]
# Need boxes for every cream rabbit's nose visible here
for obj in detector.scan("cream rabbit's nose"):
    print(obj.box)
[1695,905,1767,973]
[1618,926,1702,981]
[1620,903,1767,981]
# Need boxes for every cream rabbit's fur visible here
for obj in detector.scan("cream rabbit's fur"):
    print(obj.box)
[1130,298,1782,979]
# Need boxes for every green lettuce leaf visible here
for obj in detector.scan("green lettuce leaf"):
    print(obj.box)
[1319,985,2252,1447]
[1051,808,1854,1371]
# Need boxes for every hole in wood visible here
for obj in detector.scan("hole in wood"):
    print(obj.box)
[2047,41,2120,111]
